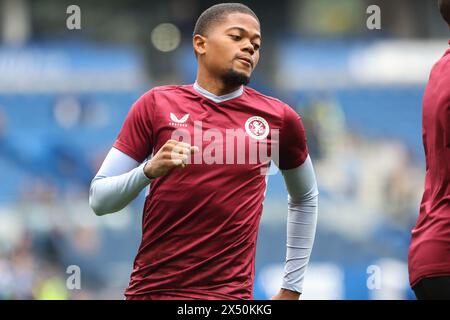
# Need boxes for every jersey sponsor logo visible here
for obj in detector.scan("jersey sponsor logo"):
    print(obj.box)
[245,116,270,140]
[169,113,189,127]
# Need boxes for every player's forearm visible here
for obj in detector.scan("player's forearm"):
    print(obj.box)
[281,155,319,294]
[282,192,318,294]
[89,161,152,216]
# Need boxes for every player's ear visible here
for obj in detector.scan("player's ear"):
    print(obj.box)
[193,34,207,57]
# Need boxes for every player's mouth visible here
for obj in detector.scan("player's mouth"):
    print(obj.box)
[236,57,253,68]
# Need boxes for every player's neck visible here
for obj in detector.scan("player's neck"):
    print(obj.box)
[196,74,242,97]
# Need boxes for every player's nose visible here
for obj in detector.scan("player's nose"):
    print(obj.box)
[242,41,255,55]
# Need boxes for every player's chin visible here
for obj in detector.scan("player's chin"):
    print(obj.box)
[222,67,251,86]
[233,66,252,79]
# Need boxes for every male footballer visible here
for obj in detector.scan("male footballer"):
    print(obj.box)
[89,3,318,300]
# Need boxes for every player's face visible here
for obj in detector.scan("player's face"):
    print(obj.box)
[203,13,261,85]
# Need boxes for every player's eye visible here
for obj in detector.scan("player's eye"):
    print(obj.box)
[229,35,242,41]
[253,43,261,51]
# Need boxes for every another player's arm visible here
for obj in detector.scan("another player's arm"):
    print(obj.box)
[271,155,319,300]
[89,140,198,216]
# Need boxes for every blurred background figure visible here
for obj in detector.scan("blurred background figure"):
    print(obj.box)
[0,0,448,299]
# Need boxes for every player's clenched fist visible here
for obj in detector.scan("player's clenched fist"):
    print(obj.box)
[144,140,199,178]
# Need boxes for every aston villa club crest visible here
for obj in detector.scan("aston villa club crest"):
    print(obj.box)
[245,116,270,140]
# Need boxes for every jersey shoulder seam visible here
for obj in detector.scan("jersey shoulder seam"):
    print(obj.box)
[151,85,185,93]
[245,87,286,105]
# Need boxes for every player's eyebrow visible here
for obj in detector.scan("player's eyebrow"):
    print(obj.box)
[225,26,261,40]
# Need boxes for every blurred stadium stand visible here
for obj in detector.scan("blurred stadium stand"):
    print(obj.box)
[1,0,448,299]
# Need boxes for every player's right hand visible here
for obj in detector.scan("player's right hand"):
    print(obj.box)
[144,140,199,178]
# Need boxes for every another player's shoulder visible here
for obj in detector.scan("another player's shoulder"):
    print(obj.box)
[441,49,450,83]
[427,48,450,103]
[431,47,450,80]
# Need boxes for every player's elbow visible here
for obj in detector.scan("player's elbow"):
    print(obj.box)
[89,182,112,216]
[90,198,107,216]
[89,193,106,216]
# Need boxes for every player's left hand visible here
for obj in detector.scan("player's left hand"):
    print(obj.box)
[271,288,301,300]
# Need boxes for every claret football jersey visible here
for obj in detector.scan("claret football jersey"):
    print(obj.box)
[408,42,450,287]
[113,84,308,299]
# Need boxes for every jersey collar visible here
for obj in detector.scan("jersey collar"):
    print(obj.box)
[193,81,244,103]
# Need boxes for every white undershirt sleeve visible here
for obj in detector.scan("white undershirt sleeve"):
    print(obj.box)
[280,155,319,294]
[89,147,154,216]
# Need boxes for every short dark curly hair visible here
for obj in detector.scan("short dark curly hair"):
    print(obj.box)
[193,3,259,37]
[439,0,450,27]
